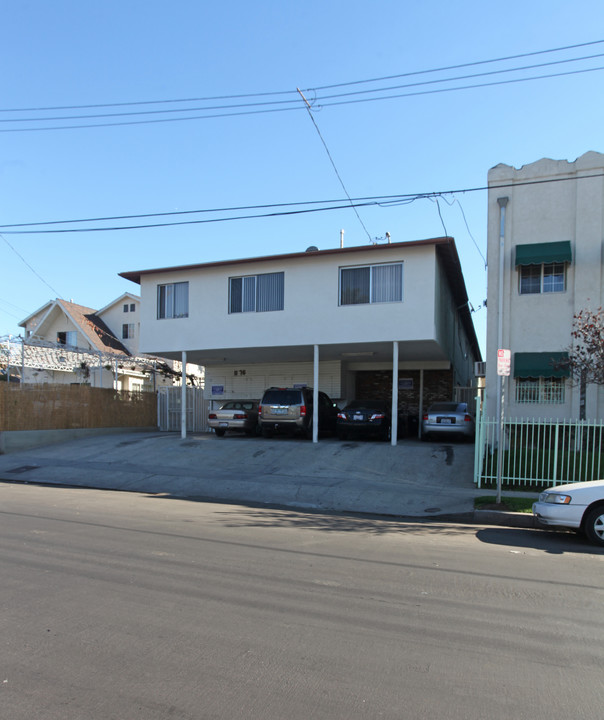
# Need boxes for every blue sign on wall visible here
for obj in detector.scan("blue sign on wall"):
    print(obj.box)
[212,385,224,395]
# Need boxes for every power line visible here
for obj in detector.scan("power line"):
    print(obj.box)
[0,53,604,130]
[2,38,601,113]
[4,51,603,125]
[309,38,604,90]
[1,64,601,133]
[0,233,63,296]
[297,88,373,244]
[315,64,604,110]
[2,172,603,234]
[0,53,602,132]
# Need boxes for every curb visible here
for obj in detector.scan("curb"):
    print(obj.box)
[473,509,537,528]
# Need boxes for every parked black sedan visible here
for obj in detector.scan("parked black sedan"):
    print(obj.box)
[336,400,391,441]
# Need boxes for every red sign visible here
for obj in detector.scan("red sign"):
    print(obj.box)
[497,349,511,376]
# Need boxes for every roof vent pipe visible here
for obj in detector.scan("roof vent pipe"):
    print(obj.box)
[340,229,345,248]
[386,231,391,244]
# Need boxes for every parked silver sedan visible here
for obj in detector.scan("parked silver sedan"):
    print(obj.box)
[421,402,475,441]
[208,401,259,437]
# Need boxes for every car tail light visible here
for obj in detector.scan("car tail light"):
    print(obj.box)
[300,405,306,417]
[422,413,428,421]
[258,404,262,414]
[464,414,472,423]
[233,413,247,419]
[208,413,217,419]
[370,412,386,421]
[337,412,347,420]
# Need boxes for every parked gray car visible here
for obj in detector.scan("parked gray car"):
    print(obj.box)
[208,401,259,437]
[421,402,475,441]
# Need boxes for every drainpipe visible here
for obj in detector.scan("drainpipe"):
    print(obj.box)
[496,197,509,430]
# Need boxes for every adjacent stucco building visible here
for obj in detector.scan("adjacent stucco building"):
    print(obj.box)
[486,151,604,420]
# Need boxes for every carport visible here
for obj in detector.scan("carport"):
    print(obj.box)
[173,339,452,446]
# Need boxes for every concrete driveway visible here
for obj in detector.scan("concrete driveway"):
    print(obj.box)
[0,430,480,518]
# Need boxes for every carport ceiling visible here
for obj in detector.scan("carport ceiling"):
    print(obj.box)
[155,340,447,366]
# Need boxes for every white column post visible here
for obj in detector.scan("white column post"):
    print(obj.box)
[418,368,424,439]
[181,351,187,439]
[391,341,399,446]
[313,344,319,444]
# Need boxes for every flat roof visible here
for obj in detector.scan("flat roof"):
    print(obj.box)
[119,236,481,361]
[119,237,452,284]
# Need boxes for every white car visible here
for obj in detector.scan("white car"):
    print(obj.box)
[532,480,604,546]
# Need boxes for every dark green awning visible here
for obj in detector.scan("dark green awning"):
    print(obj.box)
[514,352,570,378]
[515,241,572,266]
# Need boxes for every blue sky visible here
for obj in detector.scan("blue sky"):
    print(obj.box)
[1,1,603,355]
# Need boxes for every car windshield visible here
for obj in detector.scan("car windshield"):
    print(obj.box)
[262,390,302,405]
[429,403,460,412]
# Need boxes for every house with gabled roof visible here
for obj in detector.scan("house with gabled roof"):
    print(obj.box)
[17,295,203,390]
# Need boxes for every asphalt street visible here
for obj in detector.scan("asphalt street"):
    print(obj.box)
[2,483,603,720]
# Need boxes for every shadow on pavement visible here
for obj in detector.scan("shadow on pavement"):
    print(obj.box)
[142,494,475,536]
[476,526,604,555]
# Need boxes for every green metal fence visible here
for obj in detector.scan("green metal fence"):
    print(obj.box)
[474,400,604,489]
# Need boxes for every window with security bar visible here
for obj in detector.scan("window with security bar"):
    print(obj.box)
[515,377,565,404]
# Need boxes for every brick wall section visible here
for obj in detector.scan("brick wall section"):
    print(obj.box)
[354,369,454,416]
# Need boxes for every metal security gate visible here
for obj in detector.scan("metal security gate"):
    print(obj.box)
[157,387,208,432]
[474,398,604,488]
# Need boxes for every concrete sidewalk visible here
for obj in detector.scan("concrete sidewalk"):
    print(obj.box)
[0,430,536,526]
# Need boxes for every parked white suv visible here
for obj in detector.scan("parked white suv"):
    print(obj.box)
[532,480,604,546]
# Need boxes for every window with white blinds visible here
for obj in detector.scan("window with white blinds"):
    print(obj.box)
[229,272,284,313]
[157,282,189,319]
[340,263,403,305]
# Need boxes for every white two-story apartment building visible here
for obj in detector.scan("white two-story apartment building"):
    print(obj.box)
[120,237,481,440]
[485,151,604,421]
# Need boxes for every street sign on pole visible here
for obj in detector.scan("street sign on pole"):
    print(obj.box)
[497,348,511,376]
[496,349,510,504]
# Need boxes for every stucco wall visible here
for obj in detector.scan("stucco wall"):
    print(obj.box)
[137,245,439,355]
[486,151,604,420]
[205,360,342,402]
[98,297,140,356]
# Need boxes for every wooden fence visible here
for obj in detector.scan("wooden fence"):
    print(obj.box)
[0,384,157,431]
